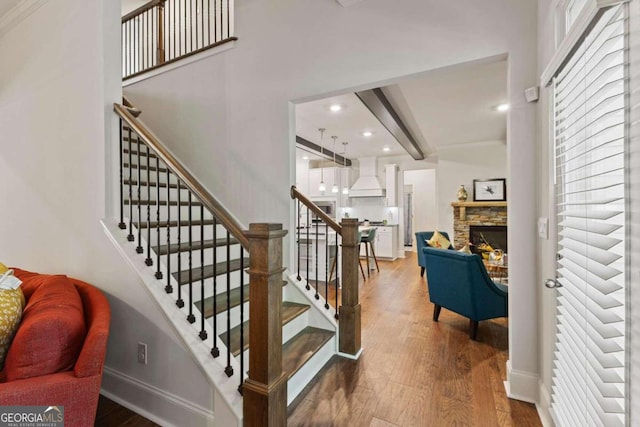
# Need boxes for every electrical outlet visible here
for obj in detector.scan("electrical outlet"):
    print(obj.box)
[137,342,147,365]
[538,217,548,239]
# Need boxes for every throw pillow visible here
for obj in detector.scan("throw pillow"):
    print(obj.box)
[3,275,86,382]
[426,231,451,249]
[458,244,472,254]
[0,262,25,371]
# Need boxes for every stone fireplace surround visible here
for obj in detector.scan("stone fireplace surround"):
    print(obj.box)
[451,202,507,250]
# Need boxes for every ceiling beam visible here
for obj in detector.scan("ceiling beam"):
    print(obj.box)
[296,136,352,166]
[335,0,365,6]
[355,88,425,160]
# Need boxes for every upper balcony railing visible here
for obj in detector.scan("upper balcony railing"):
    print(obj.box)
[122,0,236,80]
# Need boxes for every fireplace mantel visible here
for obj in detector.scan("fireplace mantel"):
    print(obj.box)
[451,201,508,220]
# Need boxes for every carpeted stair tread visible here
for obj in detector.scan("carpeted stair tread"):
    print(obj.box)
[172,258,250,285]
[155,238,240,255]
[283,327,335,380]
[219,302,311,356]
[196,280,288,318]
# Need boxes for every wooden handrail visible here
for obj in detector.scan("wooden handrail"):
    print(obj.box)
[122,0,165,23]
[122,95,142,118]
[290,186,342,235]
[114,103,250,249]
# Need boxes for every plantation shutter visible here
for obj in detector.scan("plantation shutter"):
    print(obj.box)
[552,3,627,426]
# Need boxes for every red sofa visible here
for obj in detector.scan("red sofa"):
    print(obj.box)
[0,270,111,426]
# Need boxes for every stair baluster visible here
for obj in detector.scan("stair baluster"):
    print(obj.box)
[145,143,153,266]
[176,181,184,308]
[314,214,319,300]
[306,208,310,290]
[324,221,329,307]
[165,168,173,293]
[224,230,233,377]
[127,127,134,241]
[187,190,195,323]
[199,204,207,340]
[118,120,126,230]
[211,218,219,358]
[136,138,143,254]
[155,151,163,279]
[238,250,245,395]
[296,200,301,281]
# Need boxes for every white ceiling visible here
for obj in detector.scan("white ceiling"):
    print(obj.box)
[295,58,507,162]
[0,0,22,19]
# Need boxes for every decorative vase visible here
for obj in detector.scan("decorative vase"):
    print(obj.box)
[457,185,468,202]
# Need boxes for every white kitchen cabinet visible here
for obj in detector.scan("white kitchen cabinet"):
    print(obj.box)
[376,227,394,258]
[385,164,398,207]
[358,226,398,260]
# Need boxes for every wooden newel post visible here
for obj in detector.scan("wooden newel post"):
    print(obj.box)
[339,218,362,356]
[243,223,288,427]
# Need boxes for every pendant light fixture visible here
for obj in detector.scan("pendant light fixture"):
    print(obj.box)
[318,128,326,193]
[341,142,349,195]
[331,135,339,193]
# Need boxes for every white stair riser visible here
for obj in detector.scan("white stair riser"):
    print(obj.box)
[287,336,336,405]
[282,311,309,344]
[172,272,249,301]
[123,186,192,201]
[160,245,245,270]
[124,204,211,221]
[127,225,237,247]
[209,300,250,336]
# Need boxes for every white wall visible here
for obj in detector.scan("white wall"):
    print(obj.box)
[125,0,539,402]
[404,169,437,249]
[0,0,213,422]
[436,142,507,238]
[536,0,557,421]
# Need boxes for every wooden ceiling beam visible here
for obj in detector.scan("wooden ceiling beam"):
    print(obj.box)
[355,88,425,160]
[296,136,352,166]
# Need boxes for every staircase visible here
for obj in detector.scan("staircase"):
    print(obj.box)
[103,102,337,425]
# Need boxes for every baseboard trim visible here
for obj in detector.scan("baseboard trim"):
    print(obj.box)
[504,360,539,404]
[337,348,363,360]
[536,380,554,427]
[101,366,214,427]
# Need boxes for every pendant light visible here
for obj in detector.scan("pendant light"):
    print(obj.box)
[331,136,339,193]
[318,128,326,193]
[341,142,349,195]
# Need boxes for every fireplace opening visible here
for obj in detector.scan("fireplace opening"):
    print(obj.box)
[469,225,507,255]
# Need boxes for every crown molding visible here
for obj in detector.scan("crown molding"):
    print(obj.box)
[0,0,48,39]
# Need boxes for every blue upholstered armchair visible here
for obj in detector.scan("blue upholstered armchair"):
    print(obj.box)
[422,246,508,340]
[415,231,454,277]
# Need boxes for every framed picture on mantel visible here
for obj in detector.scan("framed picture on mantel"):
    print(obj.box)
[473,178,506,202]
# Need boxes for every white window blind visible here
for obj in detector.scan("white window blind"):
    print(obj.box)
[552,3,627,427]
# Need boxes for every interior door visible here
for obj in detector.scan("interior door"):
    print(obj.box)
[548,4,628,425]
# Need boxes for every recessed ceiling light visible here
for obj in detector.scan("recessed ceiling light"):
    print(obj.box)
[329,104,342,112]
[302,155,309,160]
[362,131,373,137]
[383,147,390,152]
[495,103,509,112]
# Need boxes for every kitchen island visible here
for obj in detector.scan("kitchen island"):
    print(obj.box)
[296,225,340,284]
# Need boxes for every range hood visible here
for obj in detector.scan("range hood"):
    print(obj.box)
[350,157,386,197]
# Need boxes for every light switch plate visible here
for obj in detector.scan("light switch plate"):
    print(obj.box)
[538,217,549,239]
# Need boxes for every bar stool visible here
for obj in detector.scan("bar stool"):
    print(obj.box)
[360,228,379,277]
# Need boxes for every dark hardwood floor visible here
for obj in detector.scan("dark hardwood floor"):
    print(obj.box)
[96,251,540,426]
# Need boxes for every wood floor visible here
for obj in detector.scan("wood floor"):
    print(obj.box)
[96,251,540,426]
[287,251,541,427]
